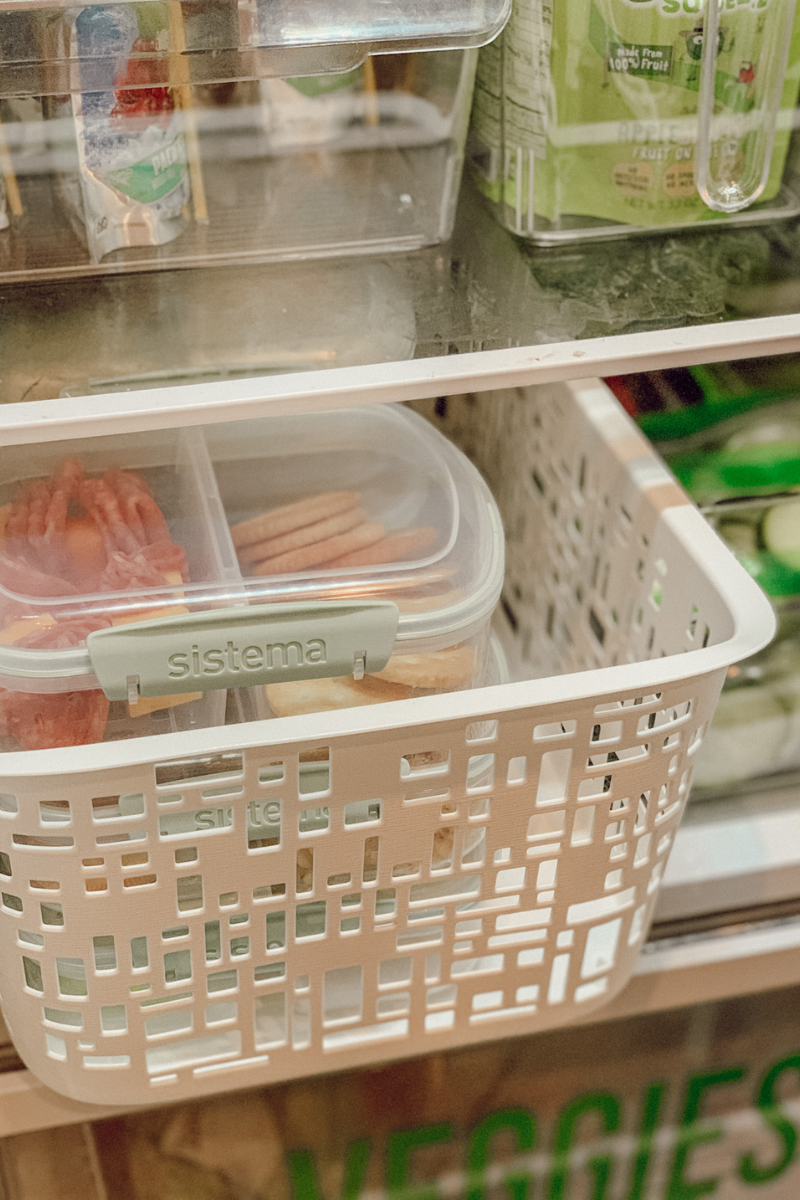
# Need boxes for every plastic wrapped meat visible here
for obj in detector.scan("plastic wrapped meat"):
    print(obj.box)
[0,553,79,600]
[0,460,190,750]
[12,615,111,651]
[0,688,110,751]
[99,540,189,591]
[105,469,172,546]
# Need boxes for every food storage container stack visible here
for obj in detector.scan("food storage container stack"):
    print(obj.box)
[0,380,774,1106]
[469,0,800,241]
[0,0,510,275]
[0,405,505,753]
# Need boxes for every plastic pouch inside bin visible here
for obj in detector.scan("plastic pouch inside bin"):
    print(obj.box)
[0,404,504,749]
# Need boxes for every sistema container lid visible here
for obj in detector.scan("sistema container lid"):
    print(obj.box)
[2,0,510,99]
[0,405,505,697]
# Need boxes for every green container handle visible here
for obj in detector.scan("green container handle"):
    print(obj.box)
[87,600,400,703]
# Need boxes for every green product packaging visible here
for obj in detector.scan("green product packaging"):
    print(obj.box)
[470,0,800,233]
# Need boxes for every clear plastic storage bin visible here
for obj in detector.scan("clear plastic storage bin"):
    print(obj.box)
[0,0,502,272]
[0,381,773,1106]
[469,0,800,242]
[0,404,504,751]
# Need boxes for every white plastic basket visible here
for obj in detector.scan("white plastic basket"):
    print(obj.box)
[0,380,774,1105]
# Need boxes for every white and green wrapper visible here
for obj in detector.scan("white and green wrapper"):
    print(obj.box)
[470,0,800,234]
[259,69,364,148]
[48,4,190,262]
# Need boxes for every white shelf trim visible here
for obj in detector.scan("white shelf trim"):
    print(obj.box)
[2,314,800,444]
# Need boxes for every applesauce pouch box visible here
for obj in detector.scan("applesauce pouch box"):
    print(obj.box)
[470,0,800,233]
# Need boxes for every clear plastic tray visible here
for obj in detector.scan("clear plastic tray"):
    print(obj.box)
[0,0,510,97]
[0,405,505,750]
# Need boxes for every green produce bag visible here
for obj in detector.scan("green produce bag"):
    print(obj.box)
[471,0,800,233]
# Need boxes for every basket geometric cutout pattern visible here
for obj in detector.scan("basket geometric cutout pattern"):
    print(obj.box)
[0,681,715,1105]
[0,381,767,1104]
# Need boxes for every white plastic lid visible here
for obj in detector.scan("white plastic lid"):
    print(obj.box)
[0,405,504,692]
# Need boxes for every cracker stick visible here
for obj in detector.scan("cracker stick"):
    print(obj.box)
[324,526,436,568]
[371,643,476,689]
[252,521,386,576]
[363,56,380,127]
[238,506,367,565]
[266,674,414,717]
[231,491,360,549]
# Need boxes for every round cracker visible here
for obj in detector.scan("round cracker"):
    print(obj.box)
[370,642,476,689]
[324,526,437,569]
[252,521,386,576]
[238,507,367,566]
[230,491,360,549]
[266,674,414,717]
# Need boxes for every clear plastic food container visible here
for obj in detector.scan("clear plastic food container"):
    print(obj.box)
[469,0,800,243]
[0,405,505,752]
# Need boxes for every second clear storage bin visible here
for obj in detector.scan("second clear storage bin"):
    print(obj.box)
[469,0,800,242]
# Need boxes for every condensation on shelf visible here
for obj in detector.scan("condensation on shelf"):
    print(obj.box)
[5,182,800,407]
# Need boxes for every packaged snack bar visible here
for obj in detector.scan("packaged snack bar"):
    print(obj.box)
[259,68,367,149]
[470,0,800,233]
[46,3,191,260]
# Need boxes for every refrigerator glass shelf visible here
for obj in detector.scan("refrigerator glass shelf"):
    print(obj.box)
[4,184,800,409]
